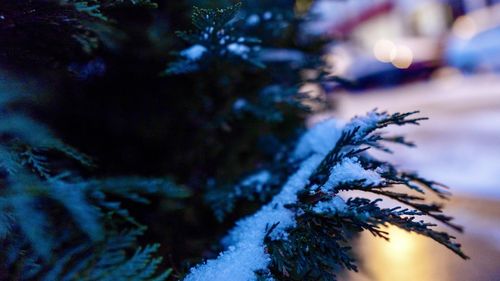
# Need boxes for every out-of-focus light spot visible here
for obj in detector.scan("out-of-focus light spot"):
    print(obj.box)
[453,16,477,40]
[383,227,416,255]
[363,226,438,281]
[373,40,413,69]
[373,39,396,63]
[390,45,413,69]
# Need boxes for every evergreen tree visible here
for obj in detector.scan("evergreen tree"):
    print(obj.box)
[0,1,466,281]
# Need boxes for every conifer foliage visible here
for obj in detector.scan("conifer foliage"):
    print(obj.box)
[0,1,466,281]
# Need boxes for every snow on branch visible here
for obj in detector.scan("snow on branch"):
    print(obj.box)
[184,110,465,281]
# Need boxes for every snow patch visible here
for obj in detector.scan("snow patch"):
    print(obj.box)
[228,43,251,59]
[185,155,324,281]
[345,111,388,139]
[184,113,385,281]
[239,170,271,193]
[246,14,260,26]
[181,45,207,61]
[322,157,383,192]
[293,119,342,159]
[233,98,248,111]
[313,196,347,214]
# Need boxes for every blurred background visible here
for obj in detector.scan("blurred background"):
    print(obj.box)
[299,0,500,280]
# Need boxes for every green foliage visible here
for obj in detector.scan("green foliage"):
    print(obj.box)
[0,85,181,280]
[41,229,171,281]
[159,2,312,209]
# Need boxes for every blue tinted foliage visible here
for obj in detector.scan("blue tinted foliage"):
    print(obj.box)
[0,85,177,279]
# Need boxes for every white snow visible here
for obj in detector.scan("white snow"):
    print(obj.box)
[184,155,325,281]
[227,43,251,58]
[184,112,386,281]
[181,45,207,61]
[321,157,383,193]
[246,14,260,26]
[344,110,388,139]
[313,196,347,214]
[240,170,271,193]
[293,119,342,159]
[263,12,272,20]
[233,98,248,111]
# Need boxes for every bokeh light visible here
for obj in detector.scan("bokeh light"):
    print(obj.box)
[373,39,396,63]
[390,45,413,69]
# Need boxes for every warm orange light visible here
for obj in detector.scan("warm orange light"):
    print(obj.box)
[382,226,416,256]
[354,226,444,281]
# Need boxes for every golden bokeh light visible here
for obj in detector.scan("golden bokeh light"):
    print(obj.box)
[390,45,414,69]
[373,39,396,63]
[353,226,445,281]
[373,39,413,69]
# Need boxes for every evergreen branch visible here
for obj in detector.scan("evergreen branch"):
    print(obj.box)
[19,148,52,179]
[343,198,468,259]
[308,111,428,190]
[401,172,452,199]
[266,213,357,281]
[185,110,466,281]
[82,177,191,203]
[340,185,461,232]
[164,2,263,74]
[192,3,242,30]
